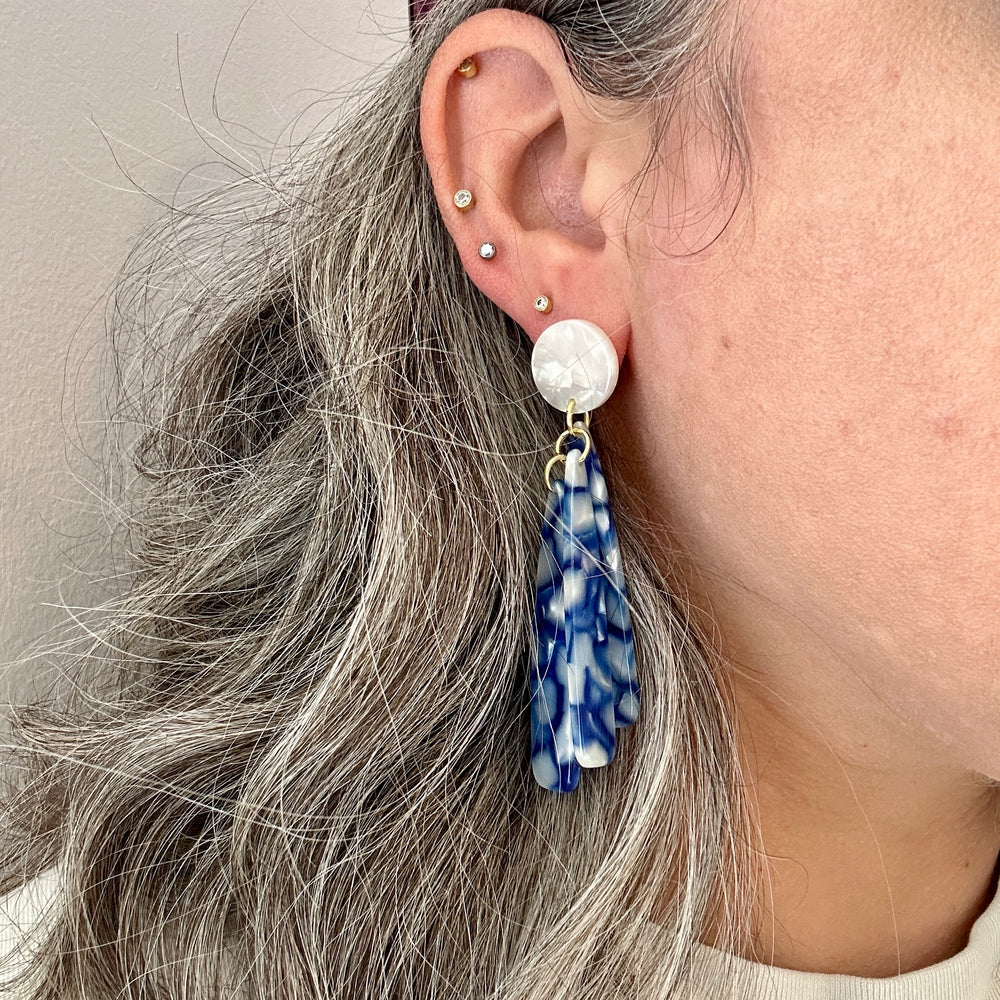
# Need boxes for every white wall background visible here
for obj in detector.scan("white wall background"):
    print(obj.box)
[0,0,407,705]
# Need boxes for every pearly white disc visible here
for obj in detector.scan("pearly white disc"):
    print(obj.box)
[530,319,619,412]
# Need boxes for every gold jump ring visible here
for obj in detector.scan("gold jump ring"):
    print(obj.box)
[554,425,592,462]
[544,425,593,490]
[565,398,591,433]
[544,453,566,492]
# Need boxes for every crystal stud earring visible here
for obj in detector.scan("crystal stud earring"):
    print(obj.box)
[534,295,553,314]
[454,189,475,211]
[478,242,497,259]
[457,57,478,79]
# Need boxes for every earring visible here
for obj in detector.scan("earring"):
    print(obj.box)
[454,189,475,211]
[478,241,497,259]
[529,319,639,793]
[457,57,478,79]
[534,295,553,314]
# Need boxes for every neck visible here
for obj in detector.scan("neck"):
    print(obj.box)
[639,522,1000,977]
[657,552,1000,977]
[726,674,1000,976]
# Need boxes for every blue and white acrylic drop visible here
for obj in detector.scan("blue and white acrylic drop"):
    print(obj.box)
[530,433,639,792]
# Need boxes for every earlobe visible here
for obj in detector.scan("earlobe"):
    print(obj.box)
[418,9,649,356]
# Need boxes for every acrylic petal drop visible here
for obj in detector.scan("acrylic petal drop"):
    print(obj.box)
[530,479,580,792]
[584,441,640,728]
[561,447,618,769]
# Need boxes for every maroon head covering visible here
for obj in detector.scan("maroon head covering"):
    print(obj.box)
[409,0,439,41]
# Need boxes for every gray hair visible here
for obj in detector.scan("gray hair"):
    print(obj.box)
[1,0,756,996]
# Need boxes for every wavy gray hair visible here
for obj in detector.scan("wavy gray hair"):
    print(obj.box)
[1,0,756,996]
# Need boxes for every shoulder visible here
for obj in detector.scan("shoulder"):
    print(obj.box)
[0,867,62,998]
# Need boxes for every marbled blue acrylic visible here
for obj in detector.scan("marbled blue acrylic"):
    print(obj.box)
[530,431,639,792]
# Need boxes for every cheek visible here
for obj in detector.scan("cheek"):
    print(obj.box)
[628,230,1000,771]
[624,18,1000,768]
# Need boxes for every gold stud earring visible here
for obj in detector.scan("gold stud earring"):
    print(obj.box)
[457,57,478,79]
[454,189,475,211]
[534,295,553,314]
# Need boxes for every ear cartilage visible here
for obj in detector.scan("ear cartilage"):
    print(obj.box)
[457,57,478,79]
[454,189,475,211]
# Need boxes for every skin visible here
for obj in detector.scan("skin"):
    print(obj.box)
[420,0,1000,977]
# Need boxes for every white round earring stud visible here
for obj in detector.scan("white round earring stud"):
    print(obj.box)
[478,242,496,259]
[530,318,619,412]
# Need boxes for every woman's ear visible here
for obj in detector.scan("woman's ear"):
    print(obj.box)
[419,9,653,356]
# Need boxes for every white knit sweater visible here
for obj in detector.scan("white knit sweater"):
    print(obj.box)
[4,867,1000,998]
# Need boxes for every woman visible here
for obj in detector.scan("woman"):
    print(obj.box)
[3,0,1000,996]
